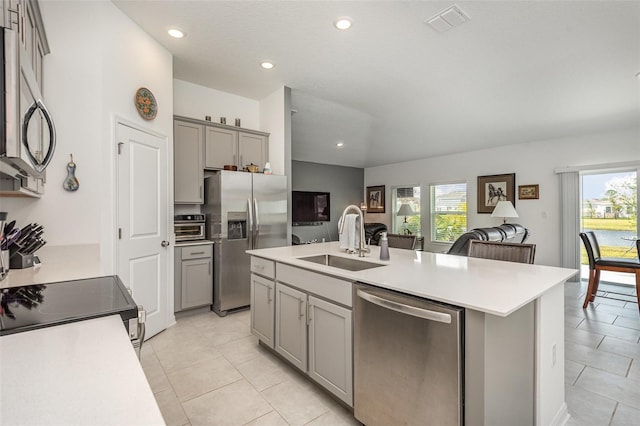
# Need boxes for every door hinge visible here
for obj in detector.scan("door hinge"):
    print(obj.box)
[118,228,122,239]
[117,142,124,155]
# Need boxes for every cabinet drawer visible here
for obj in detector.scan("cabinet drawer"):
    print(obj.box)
[181,244,213,260]
[276,263,353,307]
[251,256,275,279]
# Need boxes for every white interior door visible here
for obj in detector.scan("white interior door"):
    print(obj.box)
[117,122,169,339]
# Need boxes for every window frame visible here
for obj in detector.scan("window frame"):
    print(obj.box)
[391,185,421,236]
[429,181,468,244]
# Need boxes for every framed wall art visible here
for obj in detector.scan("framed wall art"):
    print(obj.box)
[477,173,515,213]
[366,185,385,213]
[518,184,539,200]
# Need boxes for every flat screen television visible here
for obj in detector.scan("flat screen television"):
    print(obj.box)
[292,191,330,223]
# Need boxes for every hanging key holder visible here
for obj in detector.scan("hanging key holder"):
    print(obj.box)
[63,154,79,192]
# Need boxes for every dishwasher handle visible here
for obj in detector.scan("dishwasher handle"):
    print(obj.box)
[357,289,452,324]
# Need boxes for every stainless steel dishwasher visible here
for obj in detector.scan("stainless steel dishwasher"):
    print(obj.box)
[353,283,464,426]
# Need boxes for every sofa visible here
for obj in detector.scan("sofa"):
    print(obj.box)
[364,223,388,246]
[446,223,529,256]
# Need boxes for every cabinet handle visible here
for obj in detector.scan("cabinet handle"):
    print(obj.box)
[190,251,205,255]
[233,154,236,166]
[268,287,273,303]
[200,185,203,200]
[298,298,304,319]
[209,261,211,276]
[307,304,313,325]
[240,155,243,167]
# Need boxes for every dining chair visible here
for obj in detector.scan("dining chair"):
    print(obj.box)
[579,232,640,312]
[467,240,536,264]
[387,234,417,250]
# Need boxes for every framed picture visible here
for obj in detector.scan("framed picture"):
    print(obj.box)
[518,184,539,200]
[366,185,385,213]
[477,173,515,213]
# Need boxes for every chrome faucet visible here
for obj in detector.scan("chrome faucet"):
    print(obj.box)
[339,205,370,257]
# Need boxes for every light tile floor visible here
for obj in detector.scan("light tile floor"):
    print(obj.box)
[142,280,640,426]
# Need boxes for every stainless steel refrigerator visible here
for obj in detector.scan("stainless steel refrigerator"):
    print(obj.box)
[204,171,288,316]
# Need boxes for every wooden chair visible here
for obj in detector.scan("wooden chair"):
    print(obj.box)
[387,234,417,250]
[467,240,536,264]
[579,232,640,312]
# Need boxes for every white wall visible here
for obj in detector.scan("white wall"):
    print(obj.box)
[173,79,259,129]
[1,1,173,273]
[259,86,287,175]
[365,126,639,266]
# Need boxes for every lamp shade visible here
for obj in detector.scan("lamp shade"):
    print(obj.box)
[397,203,415,216]
[491,201,519,222]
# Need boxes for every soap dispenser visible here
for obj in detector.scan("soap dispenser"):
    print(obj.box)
[379,231,390,261]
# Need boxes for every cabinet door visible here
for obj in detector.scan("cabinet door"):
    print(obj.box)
[250,274,275,347]
[308,296,353,406]
[238,132,267,170]
[275,282,307,372]
[174,120,204,204]
[181,257,213,310]
[205,127,237,169]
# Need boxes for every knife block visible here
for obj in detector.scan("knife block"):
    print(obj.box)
[10,252,37,269]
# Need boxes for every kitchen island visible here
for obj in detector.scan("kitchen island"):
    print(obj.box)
[248,241,578,426]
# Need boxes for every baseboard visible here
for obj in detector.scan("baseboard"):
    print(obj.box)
[549,402,570,426]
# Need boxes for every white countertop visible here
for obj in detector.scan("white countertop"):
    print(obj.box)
[0,315,165,426]
[248,242,578,317]
[1,244,102,288]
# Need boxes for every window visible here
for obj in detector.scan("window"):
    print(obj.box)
[430,182,467,243]
[392,186,421,236]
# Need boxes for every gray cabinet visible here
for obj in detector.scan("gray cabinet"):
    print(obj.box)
[308,295,353,405]
[205,127,237,169]
[275,282,308,372]
[174,120,204,204]
[201,123,268,171]
[174,244,213,312]
[238,132,267,170]
[250,273,275,347]
[270,263,354,406]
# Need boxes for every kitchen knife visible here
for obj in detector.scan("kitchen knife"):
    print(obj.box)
[21,238,41,255]
[15,224,36,245]
[26,240,46,255]
[3,220,16,235]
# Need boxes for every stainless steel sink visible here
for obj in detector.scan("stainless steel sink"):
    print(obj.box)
[297,254,385,271]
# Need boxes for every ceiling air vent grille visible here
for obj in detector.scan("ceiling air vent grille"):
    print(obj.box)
[425,4,470,33]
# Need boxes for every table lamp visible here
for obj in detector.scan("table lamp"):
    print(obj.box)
[491,200,519,224]
[397,203,415,234]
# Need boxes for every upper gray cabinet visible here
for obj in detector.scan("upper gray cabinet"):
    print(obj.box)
[171,116,269,171]
[205,127,237,169]
[174,119,204,204]
[4,0,49,91]
[205,125,268,170]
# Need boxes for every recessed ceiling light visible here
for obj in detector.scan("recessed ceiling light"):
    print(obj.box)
[167,28,185,38]
[260,61,275,70]
[334,16,353,30]
[336,142,344,148]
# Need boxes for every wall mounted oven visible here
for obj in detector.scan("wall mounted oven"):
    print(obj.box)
[1,26,56,180]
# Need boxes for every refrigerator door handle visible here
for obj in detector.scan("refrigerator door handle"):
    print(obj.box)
[254,198,260,248]
[247,198,254,248]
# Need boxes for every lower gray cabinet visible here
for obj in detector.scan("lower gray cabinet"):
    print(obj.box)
[250,273,275,347]
[274,281,353,406]
[275,282,308,372]
[174,244,213,312]
[308,295,352,405]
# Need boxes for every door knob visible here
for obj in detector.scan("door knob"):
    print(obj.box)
[161,240,170,247]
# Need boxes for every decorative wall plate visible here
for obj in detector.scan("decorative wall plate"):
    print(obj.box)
[134,87,157,120]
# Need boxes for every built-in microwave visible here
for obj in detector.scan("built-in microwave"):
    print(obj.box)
[0,26,56,182]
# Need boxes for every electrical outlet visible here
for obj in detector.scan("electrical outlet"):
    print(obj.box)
[552,344,557,366]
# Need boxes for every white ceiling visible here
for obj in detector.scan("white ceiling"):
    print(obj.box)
[113,1,640,168]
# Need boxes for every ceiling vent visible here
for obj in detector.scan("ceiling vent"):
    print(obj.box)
[425,4,470,33]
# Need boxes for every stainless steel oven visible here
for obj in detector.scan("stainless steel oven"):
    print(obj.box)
[174,214,206,242]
